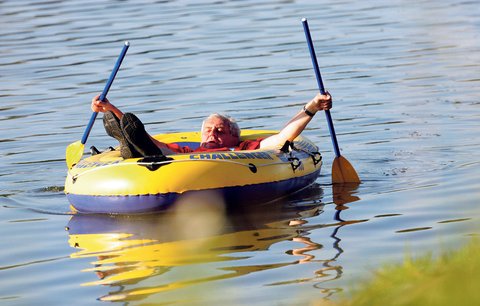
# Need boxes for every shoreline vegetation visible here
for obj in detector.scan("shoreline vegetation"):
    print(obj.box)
[313,237,479,306]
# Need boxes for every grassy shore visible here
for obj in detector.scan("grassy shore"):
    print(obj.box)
[317,237,479,306]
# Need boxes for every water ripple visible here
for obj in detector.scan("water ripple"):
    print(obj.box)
[1,0,479,304]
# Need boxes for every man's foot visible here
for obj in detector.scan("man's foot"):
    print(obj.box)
[121,112,164,157]
[103,111,140,159]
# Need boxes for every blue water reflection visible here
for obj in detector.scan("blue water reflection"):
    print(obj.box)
[1,0,479,304]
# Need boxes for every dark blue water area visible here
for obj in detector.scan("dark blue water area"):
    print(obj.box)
[1,0,479,305]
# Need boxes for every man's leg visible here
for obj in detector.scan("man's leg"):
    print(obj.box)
[103,111,140,159]
[121,113,164,157]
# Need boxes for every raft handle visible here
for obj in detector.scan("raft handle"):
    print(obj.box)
[90,146,115,156]
[137,155,174,171]
[289,142,322,166]
[280,140,292,153]
[90,146,101,156]
[288,156,302,172]
[311,152,322,166]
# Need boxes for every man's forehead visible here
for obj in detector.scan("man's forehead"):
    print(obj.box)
[204,117,228,127]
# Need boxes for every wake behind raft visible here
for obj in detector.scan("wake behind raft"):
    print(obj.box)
[65,130,322,214]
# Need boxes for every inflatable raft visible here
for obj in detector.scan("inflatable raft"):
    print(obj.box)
[65,130,322,214]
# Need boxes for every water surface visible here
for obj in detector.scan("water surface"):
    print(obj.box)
[1,0,479,305]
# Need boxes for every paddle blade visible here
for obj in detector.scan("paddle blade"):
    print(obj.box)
[66,141,84,169]
[332,156,361,184]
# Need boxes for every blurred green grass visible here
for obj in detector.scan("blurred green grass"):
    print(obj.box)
[316,237,479,306]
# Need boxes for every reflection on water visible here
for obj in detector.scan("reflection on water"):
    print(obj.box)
[66,186,361,303]
[332,183,360,206]
[1,0,479,304]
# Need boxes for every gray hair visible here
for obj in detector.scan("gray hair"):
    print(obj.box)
[201,113,240,137]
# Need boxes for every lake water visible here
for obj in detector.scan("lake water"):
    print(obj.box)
[1,0,479,305]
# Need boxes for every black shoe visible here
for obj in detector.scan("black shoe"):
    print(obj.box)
[103,111,140,159]
[121,112,164,157]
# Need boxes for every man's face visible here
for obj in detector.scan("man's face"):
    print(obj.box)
[201,116,239,148]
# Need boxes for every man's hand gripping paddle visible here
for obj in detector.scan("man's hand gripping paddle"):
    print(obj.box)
[302,19,360,183]
[66,41,129,169]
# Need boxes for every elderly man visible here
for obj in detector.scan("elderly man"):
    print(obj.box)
[91,92,332,158]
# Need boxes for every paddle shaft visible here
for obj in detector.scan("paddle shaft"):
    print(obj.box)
[80,41,130,144]
[302,19,341,158]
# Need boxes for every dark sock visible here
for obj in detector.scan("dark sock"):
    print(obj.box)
[103,111,141,159]
[120,112,164,157]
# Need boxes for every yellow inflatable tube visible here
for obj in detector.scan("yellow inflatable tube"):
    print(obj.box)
[65,130,322,213]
